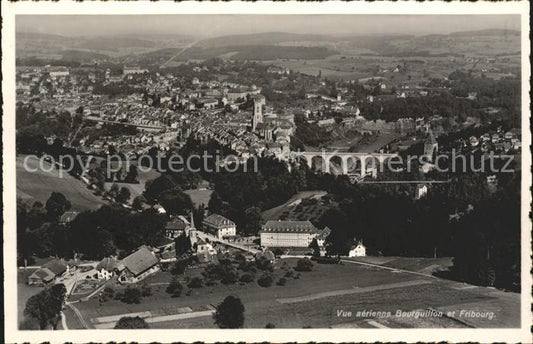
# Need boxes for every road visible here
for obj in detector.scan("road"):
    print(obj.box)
[60,311,68,330]
[341,258,439,279]
[66,303,89,329]
[195,231,261,254]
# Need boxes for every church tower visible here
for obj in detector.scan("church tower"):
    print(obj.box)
[252,95,265,131]
[424,130,438,162]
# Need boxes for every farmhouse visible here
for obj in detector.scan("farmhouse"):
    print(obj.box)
[260,220,327,248]
[117,246,160,284]
[165,217,189,238]
[27,259,68,286]
[203,214,237,239]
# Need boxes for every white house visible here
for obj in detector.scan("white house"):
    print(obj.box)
[203,214,237,239]
[96,257,118,280]
[196,238,217,255]
[348,241,366,257]
[415,184,428,200]
[154,204,167,214]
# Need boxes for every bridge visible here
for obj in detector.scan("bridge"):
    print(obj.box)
[292,151,399,176]
[85,117,167,130]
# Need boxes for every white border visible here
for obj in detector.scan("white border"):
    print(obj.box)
[2,1,531,343]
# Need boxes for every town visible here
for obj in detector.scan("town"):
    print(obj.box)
[15,21,522,331]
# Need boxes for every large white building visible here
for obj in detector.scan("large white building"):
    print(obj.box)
[203,214,237,239]
[123,66,149,75]
[48,66,69,78]
[260,220,328,248]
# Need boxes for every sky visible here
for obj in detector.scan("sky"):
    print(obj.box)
[17,15,520,38]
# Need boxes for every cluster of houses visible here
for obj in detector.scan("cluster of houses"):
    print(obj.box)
[27,210,367,287]
[467,127,521,152]
[191,96,295,162]
[17,62,303,165]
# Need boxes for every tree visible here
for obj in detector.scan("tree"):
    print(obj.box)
[257,274,273,287]
[108,183,120,199]
[69,209,118,260]
[242,207,263,235]
[125,165,139,183]
[188,277,203,288]
[295,258,313,272]
[144,175,176,202]
[214,295,245,329]
[239,273,254,283]
[116,187,131,204]
[132,195,146,211]
[171,258,189,275]
[114,316,149,329]
[23,284,66,330]
[166,278,183,297]
[159,189,193,215]
[24,293,51,330]
[309,238,321,257]
[45,192,71,221]
[208,191,223,213]
[255,256,273,272]
[121,287,142,304]
[220,268,239,285]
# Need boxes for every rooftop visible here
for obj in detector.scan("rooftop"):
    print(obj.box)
[261,220,318,234]
[203,214,235,228]
[96,257,119,272]
[120,246,159,276]
[29,268,56,282]
[166,217,188,231]
[42,258,67,276]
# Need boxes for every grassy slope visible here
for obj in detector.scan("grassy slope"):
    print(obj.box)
[72,257,519,328]
[17,155,106,211]
[261,190,327,221]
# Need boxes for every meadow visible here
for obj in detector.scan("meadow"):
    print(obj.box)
[16,155,106,211]
[69,257,520,329]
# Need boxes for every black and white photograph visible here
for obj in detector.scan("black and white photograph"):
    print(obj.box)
[2,1,531,343]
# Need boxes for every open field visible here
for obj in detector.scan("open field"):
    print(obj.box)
[185,188,213,208]
[346,256,454,275]
[262,190,327,221]
[103,162,161,201]
[267,51,520,83]
[17,155,106,211]
[68,257,519,329]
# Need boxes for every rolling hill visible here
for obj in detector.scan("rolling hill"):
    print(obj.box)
[196,31,332,48]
